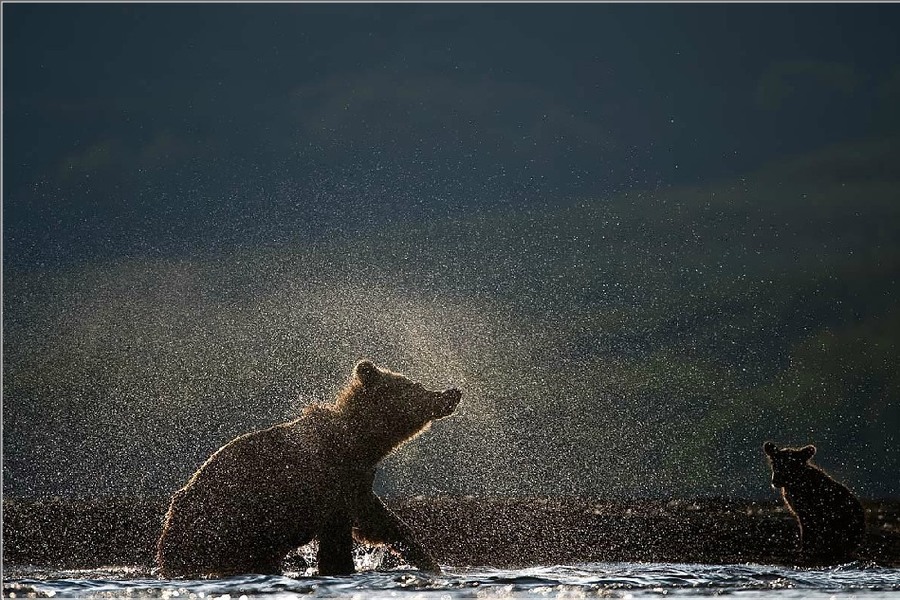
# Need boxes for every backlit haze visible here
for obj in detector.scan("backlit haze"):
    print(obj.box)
[3,3,899,500]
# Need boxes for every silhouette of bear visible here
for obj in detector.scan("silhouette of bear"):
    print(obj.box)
[763,441,865,563]
[157,360,461,578]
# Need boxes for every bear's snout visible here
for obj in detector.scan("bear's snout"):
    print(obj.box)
[435,388,461,418]
[771,474,786,490]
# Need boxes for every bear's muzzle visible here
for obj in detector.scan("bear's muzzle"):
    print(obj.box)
[434,388,462,418]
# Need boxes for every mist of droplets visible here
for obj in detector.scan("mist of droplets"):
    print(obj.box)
[4,211,673,499]
[4,168,898,500]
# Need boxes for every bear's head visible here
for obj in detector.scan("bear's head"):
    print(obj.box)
[337,360,462,454]
[763,441,816,489]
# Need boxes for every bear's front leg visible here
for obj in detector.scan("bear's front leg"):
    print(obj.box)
[354,493,441,574]
[317,513,356,576]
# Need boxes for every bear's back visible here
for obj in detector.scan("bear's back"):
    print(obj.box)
[158,412,350,577]
[179,415,347,510]
[782,463,865,554]
[784,464,860,516]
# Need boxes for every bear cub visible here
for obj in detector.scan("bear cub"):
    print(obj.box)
[763,441,865,563]
[156,360,461,578]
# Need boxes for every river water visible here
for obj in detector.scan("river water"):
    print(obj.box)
[5,562,900,599]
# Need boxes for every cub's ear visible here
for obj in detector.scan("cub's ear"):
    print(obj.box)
[798,444,816,462]
[763,441,778,457]
[355,360,380,385]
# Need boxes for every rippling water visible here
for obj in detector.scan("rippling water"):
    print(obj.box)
[5,563,900,599]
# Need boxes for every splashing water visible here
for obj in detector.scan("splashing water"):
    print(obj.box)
[4,183,899,501]
[3,232,662,500]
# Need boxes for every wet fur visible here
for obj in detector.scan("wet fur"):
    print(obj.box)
[156,361,459,577]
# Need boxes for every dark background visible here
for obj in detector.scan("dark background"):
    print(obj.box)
[3,3,899,500]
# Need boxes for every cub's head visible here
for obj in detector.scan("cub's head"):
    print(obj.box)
[763,441,816,489]
[339,360,462,448]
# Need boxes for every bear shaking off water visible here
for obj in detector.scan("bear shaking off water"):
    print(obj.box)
[156,361,461,578]
[763,441,865,563]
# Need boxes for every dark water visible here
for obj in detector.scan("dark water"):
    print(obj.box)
[5,563,900,599]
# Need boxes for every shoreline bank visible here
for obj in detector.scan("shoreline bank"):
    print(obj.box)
[4,496,899,570]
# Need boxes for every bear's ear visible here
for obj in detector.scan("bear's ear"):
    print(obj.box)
[798,445,816,462]
[763,441,778,457]
[355,360,380,386]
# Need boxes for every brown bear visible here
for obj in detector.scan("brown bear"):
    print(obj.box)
[763,441,865,563]
[156,360,461,578]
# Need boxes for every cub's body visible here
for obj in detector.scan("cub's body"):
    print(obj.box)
[763,442,865,563]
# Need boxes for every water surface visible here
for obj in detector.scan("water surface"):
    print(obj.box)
[5,562,900,599]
